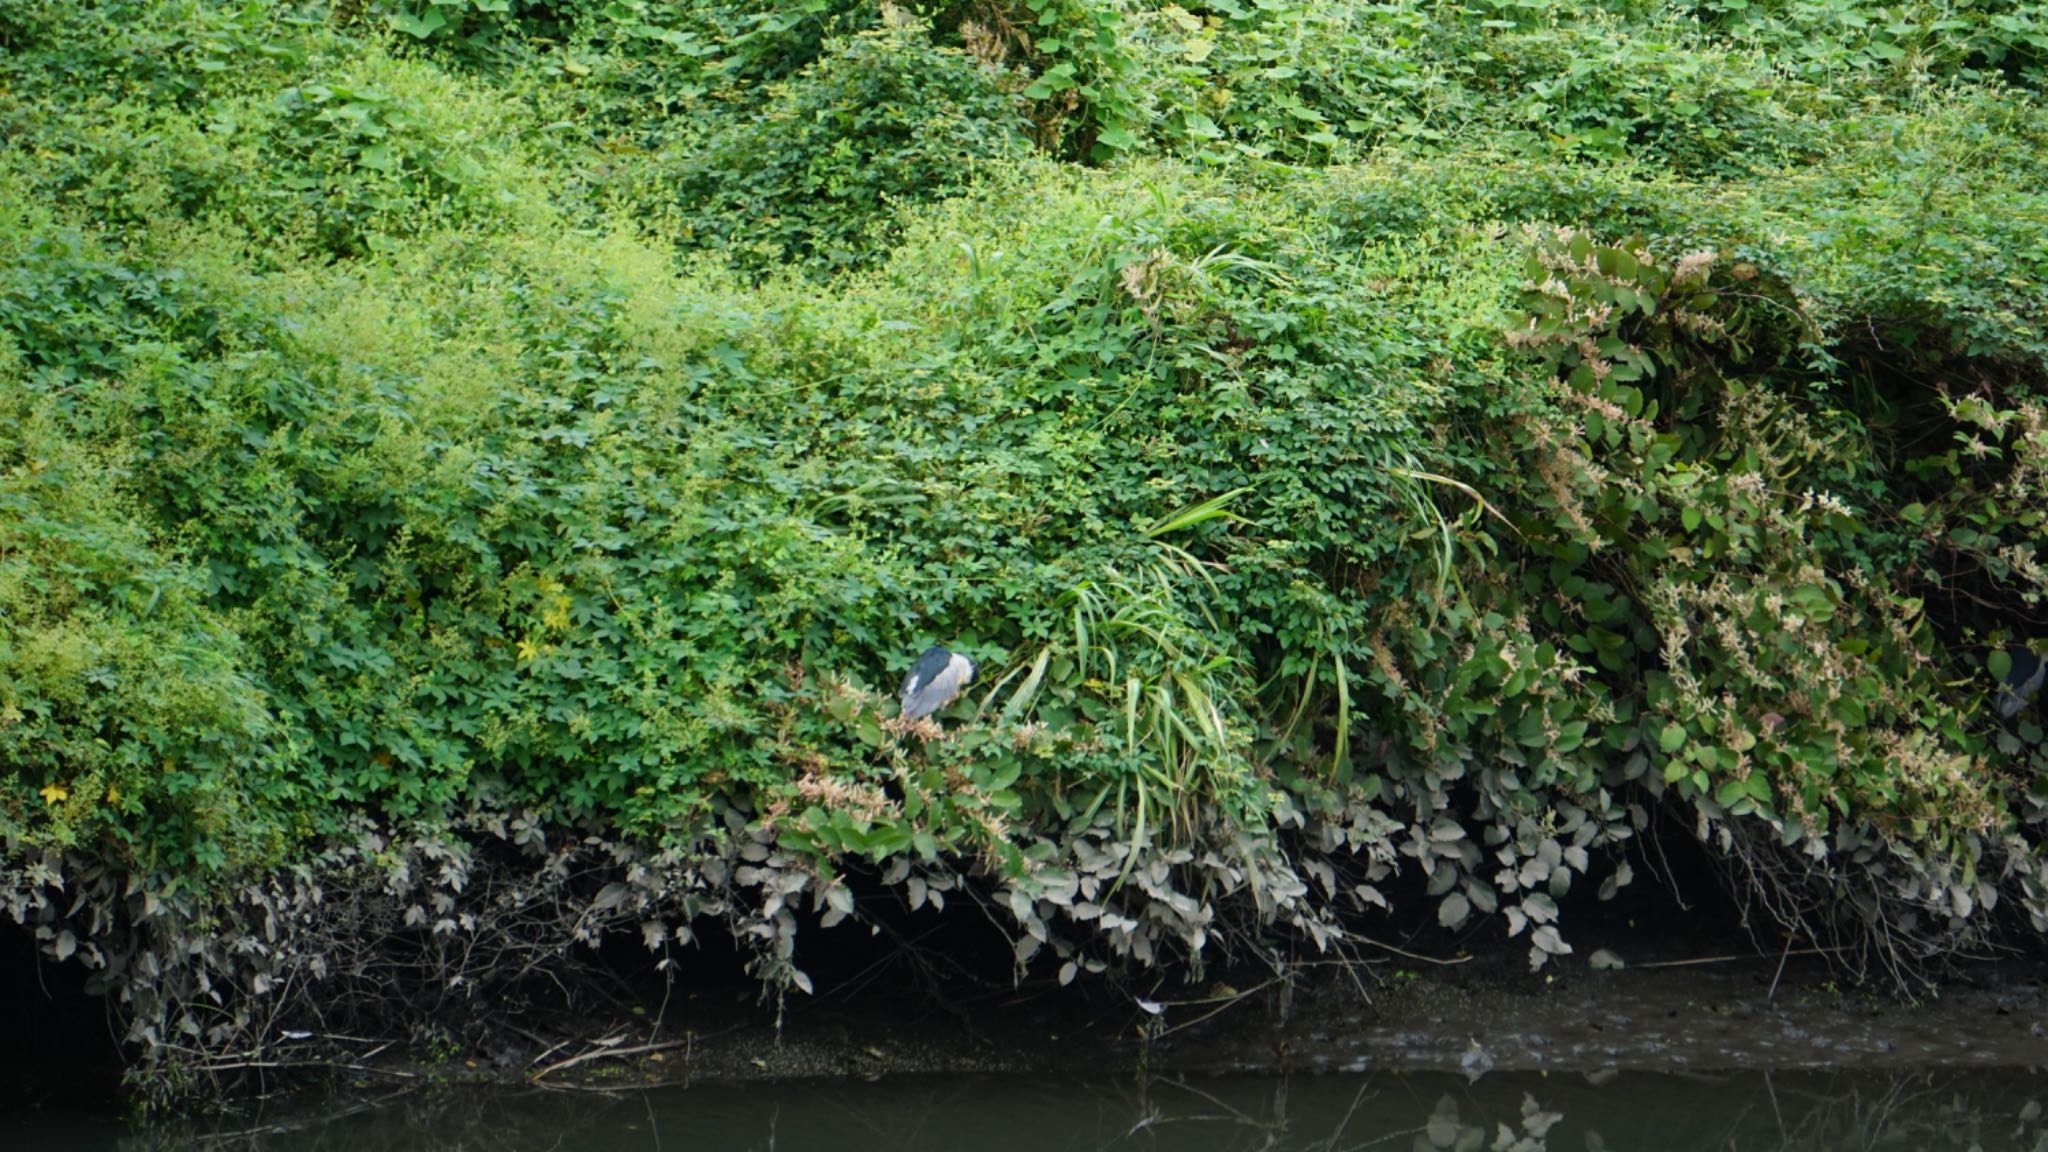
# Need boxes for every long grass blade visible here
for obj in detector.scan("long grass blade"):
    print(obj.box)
[1141,486,1253,538]
[1389,466,1517,533]
[1000,647,1053,724]
[1331,652,1351,778]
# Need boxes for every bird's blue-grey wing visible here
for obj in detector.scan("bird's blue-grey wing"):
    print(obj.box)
[1996,649,2045,718]
[901,647,953,702]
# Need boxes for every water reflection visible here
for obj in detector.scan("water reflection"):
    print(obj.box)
[17,1067,2048,1152]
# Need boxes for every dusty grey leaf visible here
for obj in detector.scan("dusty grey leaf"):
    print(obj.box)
[1426,1097,1462,1147]
[1303,857,1336,896]
[1464,879,1498,914]
[1548,866,1572,898]
[826,884,855,917]
[1520,1093,1563,1137]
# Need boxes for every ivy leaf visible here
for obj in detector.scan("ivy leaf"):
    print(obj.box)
[1658,723,1686,754]
[1096,123,1137,150]
[387,6,448,37]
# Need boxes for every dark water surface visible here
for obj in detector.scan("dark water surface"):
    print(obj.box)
[14,1068,2048,1152]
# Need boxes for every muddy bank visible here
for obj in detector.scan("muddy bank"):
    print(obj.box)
[1199,958,2048,1076]
[476,954,2048,1095]
[13,932,2048,1147]
[14,808,2047,1113]
[15,870,2047,1121]
[67,1063,2048,1152]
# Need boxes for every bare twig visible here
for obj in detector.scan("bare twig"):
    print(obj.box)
[1632,946,1845,970]
[529,1037,694,1083]
[1349,934,1472,967]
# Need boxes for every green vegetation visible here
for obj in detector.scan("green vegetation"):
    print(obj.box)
[2,0,2045,1098]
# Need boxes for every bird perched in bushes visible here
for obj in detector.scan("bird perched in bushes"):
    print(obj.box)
[1996,646,2045,719]
[899,645,974,723]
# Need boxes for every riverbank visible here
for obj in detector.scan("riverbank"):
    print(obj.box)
[35,1062,2048,1152]
[81,950,2032,1097]
[13,904,2048,1143]
[6,0,2048,1116]
[499,955,2048,1093]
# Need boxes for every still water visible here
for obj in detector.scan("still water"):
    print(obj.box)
[15,1068,2048,1152]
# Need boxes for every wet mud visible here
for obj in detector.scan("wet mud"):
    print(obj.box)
[516,954,2048,1093]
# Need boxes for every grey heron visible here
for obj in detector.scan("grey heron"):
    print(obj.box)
[1996,646,2045,719]
[899,645,974,722]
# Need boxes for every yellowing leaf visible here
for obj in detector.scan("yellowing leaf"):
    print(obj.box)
[39,783,68,805]
[542,595,571,630]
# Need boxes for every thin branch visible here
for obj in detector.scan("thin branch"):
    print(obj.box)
[529,1037,694,1083]
[1632,946,1845,970]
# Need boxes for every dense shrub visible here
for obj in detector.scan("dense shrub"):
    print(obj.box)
[0,241,289,873]
[671,24,1029,275]
[1683,0,2048,88]
[1130,0,1849,171]
[2,0,2047,1103]
[0,15,546,262]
